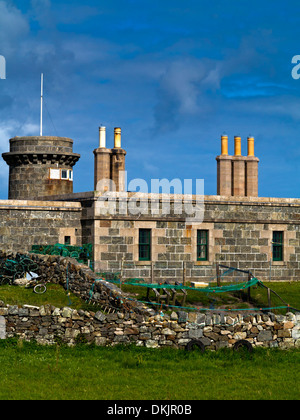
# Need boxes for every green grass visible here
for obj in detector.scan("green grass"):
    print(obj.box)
[0,283,100,312]
[0,283,299,400]
[122,281,300,313]
[0,339,299,400]
[0,280,299,315]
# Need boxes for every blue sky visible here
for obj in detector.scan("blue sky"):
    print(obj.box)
[0,0,299,198]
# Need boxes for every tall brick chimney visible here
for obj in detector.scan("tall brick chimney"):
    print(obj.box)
[216,134,232,196]
[245,136,259,197]
[216,134,259,197]
[93,126,126,192]
[111,127,126,192]
[93,127,112,191]
[232,136,246,196]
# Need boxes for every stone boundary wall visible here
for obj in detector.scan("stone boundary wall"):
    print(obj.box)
[0,304,299,350]
[0,251,299,350]
[0,250,146,314]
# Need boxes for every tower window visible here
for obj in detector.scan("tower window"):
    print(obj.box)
[49,168,72,180]
[49,168,60,179]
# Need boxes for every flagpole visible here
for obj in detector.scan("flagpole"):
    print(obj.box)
[40,73,43,136]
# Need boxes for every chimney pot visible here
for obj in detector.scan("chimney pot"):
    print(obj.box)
[99,126,106,148]
[234,136,242,156]
[114,127,121,148]
[221,135,228,155]
[247,136,255,157]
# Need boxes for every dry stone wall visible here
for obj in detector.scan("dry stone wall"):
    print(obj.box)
[0,303,299,350]
[0,250,144,314]
[0,251,299,350]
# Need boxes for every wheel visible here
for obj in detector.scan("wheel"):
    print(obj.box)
[185,339,205,352]
[233,339,253,353]
[33,284,47,294]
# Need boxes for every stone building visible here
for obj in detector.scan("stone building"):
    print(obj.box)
[1,126,299,283]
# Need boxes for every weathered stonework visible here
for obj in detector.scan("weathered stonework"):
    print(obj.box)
[0,129,298,286]
[74,192,300,283]
[0,252,299,350]
[0,200,82,252]
[2,136,80,199]
[1,302,299,350]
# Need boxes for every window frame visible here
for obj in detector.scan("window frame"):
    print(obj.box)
[139,228,151,261]
[197,229,208,261]
[64,236,71,245]
[61,169,68,180]
[272,231,283,262]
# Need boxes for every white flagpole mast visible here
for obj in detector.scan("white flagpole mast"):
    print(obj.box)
[40,73,43,136]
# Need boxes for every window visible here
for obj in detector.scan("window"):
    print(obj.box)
[64,236,71,245]
[61,170,68,179]
[197,230,208,261]
[139,229,151,261]
[272,231,283,261]
[49,168,60,180]
[49,168,73,180]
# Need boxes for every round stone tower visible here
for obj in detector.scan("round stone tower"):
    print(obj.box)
[2,136,80,200]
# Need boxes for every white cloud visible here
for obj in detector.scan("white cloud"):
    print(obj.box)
[0,1,29,55]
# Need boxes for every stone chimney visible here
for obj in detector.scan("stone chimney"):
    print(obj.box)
[93,127,112,191]
[93,126,126,192]
[245,136,259,197]
[216,134,232,196]
[111,128,126,192]
[232,136,246,196]
[216,134,259,197]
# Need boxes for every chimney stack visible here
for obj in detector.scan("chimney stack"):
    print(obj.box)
[245,136,259,196]
[216,134,259,197]
[93,126,112,191]
[232,136,246,196]
[111,127,126,192]
[216,134,232,196]
[93,126,126,192]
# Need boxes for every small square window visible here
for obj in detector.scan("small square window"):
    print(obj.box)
[64,236,71,245]
[61,170,68,179]
[49,168,60,180]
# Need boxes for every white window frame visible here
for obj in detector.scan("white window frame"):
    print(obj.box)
[49,168,73,181]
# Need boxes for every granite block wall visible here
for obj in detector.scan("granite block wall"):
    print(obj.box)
[91,194,300,282]
[0,200,82,252]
